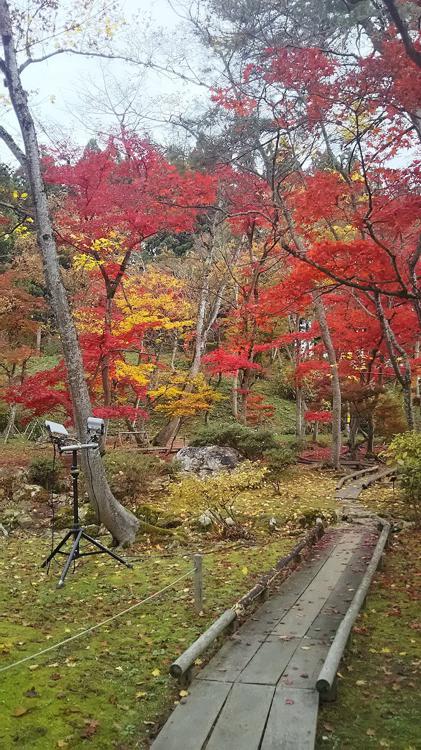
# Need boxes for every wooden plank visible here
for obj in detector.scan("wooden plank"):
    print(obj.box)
[238,637,300,685]
[237,539,339,638]
[273,531,364,638]
[150,680,231,750]
[278,639,329,688]
[196,636,263,682]
[261,686,319,750]
[205,683,274,750]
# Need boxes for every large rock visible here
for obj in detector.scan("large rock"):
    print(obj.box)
[175,445,242,475]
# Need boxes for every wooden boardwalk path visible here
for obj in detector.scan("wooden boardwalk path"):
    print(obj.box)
[151,523,379,749]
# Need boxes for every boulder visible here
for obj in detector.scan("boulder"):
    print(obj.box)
[175,445,242,475]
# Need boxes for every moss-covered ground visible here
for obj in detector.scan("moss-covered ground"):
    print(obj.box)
[0,465,338,750]
[316,527,420,750]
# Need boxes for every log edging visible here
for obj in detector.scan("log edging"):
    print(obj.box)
[169,522,325,683]
[316,519,391,700]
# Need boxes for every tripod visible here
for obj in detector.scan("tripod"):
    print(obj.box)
[41,444,132,587]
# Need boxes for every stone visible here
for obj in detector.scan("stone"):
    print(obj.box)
[1,508,32,531]
[269,516,278,531]
[175,446,242,476]
[197,512,214,530]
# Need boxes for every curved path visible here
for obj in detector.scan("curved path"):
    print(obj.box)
[151,507,381,749]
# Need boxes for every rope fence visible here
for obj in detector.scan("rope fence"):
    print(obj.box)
[0,568,194,675]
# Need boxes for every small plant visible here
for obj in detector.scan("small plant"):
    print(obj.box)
[263,446,295,492]
[385,432,421,525]
[28,457,60,491]
[168,462,267,538]
[191,422,279,459]
[104,451,176,502]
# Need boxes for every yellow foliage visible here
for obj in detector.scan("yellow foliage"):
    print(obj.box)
[150,373,224,417]
[115,361,156,386]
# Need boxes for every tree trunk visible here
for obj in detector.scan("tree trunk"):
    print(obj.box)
[348,413,360,460]
[3,403,16,443]
[366,415,375,456]
[153,237,225,446]
[374,294,415,430]
[295,387,305,439]
[231,371,239,419]
[36,325,42,353]
[0,0,138,545]
[313,295,342,469]
[277,194,342,468]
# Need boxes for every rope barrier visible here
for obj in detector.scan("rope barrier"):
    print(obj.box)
[0,568,194,674]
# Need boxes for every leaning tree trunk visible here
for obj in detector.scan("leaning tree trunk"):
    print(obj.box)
[0,1,138,544]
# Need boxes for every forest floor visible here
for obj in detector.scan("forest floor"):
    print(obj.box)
[0,463,337,750]
[1,450,419,750]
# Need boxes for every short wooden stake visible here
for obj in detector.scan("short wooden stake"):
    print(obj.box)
[193,554,203,614]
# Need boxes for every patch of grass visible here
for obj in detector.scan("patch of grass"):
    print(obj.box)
[0,533,297,750]
[360,483,418,524]
[0,459,339,749]
[316,530,421,750]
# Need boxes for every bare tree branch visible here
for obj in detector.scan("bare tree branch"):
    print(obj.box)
[0,125,27,166]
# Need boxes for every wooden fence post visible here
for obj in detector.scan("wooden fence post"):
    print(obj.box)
[193,554,203,614]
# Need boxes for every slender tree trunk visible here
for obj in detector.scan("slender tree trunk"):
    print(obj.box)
[366,415,375,456]
[36,325,42,353]
[231,370,239,419]
[295,387,305,439]
[3,403,16,443]
[153,238,226,446]
[277,194,342,468]
[374,294,415,429]
[313,294,342,469]
[0,0,138,544]
[348,413,360,460]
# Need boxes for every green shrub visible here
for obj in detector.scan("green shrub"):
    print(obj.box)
[190,422,278,459]
[0,402,9,432]
[28,457,60,491]
[104,451,176,502]
[263,446,296,492]
[385,432,421,524]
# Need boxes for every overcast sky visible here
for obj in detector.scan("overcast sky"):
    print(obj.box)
[1,0,207,164]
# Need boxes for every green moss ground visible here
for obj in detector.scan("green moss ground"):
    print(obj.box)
[0,525,309,749]
[0,465,337,748]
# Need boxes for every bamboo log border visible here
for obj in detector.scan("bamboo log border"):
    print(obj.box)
[316,520,391,700]
[169,522,325,684]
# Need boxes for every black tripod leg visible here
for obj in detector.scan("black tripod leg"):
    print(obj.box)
[41,530,73,569]
[82,532,133,568]
[57,529,84,588]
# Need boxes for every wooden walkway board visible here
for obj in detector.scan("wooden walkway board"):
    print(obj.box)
[205,683,274,750]
[151,524,377,750]
[260,687,319,750]
[196,636,263,683]
[150,681,231,750]
[278,639,328,689]
[238,637,300,685]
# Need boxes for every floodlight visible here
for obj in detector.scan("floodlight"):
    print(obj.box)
[45,420,69,440]
[87,416,105,437]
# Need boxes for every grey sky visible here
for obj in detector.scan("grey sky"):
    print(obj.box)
[1,0,207,164]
